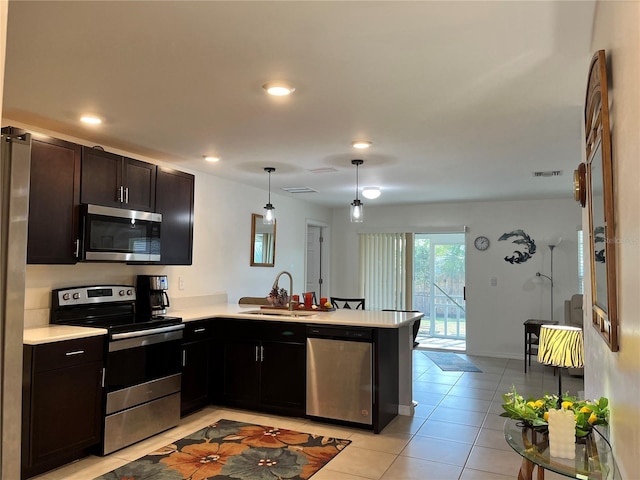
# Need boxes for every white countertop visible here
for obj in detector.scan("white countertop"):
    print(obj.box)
[24,325,108,345]
[24,304,423,345]
[175,303,422,328]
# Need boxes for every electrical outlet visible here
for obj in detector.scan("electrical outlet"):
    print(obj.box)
[491,277,498,287]
[179,276,185,290]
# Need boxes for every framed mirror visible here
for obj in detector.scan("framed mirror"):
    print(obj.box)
[585,50,618,351]
[250,213,276,267]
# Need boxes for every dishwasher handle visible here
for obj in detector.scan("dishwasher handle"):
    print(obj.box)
[306,325,373,341]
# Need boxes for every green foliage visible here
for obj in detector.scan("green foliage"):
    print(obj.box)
[500,386,609,437]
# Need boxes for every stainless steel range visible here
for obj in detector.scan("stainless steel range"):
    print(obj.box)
[50,285,184,455]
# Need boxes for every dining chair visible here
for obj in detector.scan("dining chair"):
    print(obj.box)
[330,297,365,310]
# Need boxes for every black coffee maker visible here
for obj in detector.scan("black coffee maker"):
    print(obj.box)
[136,274,171,318]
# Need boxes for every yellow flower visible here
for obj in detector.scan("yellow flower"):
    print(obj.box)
[588,413,598,424]
[543,411,549,421]
[534,400,544,409]
[561,401,574,410]
[527,401,536,408]
[580,406,592,413]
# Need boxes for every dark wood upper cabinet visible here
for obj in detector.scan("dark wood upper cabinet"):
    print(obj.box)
[155,167,195,265]
[27,134,81,264]
[81,147,156,212]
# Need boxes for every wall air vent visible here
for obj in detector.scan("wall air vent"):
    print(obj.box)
[532,170,562,177]
[281,186,318,194]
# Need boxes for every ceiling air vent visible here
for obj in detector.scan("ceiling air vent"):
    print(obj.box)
[281,186,318,194]
[532,170,562,177]
[308,167,338,174]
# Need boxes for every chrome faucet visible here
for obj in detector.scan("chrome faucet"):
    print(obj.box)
[272,270,294,310]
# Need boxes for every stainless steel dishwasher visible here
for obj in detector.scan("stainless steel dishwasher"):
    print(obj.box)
[306,325,373,426]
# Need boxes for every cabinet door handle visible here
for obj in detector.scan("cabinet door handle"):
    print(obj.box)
[65,350,85,356]
[100,367,106,388]
[260,345,264,362]
[118,185,124,202]
[74,239,79,258]
[193,328,205,333]
[124,187,129,204]
[255,346,259,362]
[182,350,187,367]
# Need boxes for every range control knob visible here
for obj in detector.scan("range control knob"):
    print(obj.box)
[72,292,80,300]
[62,293,70,300]
[126,289,133,296]
[118,290,126,296]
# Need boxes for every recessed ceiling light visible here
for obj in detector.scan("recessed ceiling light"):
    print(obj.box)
[80,115,102,125]
[204,156,220,163]
[352,140,372,149]
[263,82,295,96]
[362,187,381,200]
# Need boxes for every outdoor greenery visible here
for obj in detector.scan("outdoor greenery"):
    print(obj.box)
[414,235,466,339]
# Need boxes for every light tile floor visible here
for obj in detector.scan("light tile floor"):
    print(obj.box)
[31,350,584,480]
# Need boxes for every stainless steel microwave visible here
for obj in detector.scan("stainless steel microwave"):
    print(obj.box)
[80,204,161,262]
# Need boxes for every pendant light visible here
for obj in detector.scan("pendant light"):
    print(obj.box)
[263,167,276,225]
[350,159,364,223]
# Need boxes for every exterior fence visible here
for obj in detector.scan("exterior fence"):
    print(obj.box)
[414,292,466,339]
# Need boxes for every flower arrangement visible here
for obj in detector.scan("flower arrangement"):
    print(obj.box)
[267,286,289,307]
[500,386,609,437]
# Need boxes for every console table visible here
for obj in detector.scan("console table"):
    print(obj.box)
[524,319,558,373]
[503,418,619,479]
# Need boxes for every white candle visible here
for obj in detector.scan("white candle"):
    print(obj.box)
[548,408,576,459]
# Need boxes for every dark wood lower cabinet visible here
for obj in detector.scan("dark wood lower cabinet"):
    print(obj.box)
[22,336,105,480]
[181,321,213,416]
[260,340,306,412]
[219,320,306,417]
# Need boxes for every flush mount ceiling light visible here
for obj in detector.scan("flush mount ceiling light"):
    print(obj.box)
[362,187,381,200]
[203,156,220,163]
[352,140,372,149]
[350,159,364,223]
[263,82,295,96]
[263,167,276,225]
[80,114,102,125]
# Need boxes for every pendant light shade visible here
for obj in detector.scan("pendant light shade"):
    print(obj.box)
[350,159,364,223]
[263,167,276,225]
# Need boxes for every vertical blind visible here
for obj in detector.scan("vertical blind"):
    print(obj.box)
[359,233,408,310]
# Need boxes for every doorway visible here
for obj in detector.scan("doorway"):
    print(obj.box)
[412,233,466,351]
[305,223,328,300]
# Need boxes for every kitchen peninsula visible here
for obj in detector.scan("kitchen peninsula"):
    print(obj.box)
[25,305,419,415]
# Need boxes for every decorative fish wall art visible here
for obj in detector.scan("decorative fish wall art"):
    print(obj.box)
[498,229,537,264]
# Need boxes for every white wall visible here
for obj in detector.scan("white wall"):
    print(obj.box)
[585,2,640,478]
[4,122,332,324]
[331,198,581,359]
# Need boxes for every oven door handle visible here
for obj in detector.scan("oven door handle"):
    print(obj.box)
[111,324,184,341]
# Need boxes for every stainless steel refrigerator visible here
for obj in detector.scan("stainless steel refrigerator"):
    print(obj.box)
[0,130,31,478]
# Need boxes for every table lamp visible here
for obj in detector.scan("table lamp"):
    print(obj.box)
[537,325,584,408]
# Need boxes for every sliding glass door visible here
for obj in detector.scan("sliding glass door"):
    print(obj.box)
[413,233,466,344]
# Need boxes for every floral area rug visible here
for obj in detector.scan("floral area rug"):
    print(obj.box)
[94,418,351,480]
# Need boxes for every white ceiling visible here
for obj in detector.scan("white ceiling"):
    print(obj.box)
[3,1,595,208]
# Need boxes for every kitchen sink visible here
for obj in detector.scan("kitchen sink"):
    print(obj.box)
[241,309,318,318]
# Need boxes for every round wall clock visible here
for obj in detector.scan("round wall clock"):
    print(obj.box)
[474,236,490,251]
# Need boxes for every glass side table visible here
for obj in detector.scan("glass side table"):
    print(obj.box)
[503,418,620,479]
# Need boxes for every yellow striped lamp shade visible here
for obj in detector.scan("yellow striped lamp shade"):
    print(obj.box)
[537,325,584,368]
